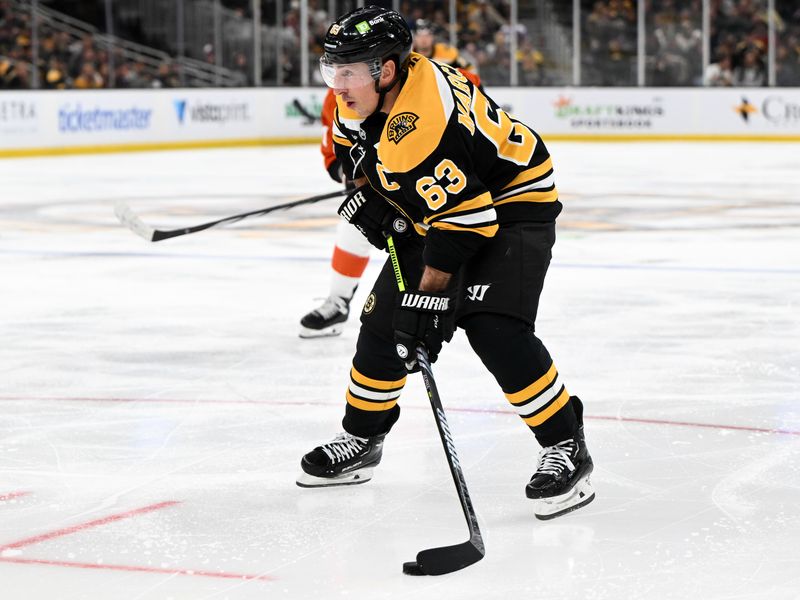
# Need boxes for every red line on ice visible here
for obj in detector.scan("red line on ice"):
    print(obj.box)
[0,394,797,437]
[0,556,277,581]
[0,500,278,582]
[0,491,31,502]
[0,500,180,551]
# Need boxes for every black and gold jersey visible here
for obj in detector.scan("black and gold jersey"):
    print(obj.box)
[430,42,473,72]
[332,52,561,273]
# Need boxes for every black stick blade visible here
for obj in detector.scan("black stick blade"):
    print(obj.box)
[405,541,485,576]
[402,561,425,576]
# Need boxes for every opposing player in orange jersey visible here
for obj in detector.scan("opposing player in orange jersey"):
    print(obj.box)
[298,89,373,338]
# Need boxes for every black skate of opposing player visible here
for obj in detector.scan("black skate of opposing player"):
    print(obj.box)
[296,431,386,487]
[299,295,351,338]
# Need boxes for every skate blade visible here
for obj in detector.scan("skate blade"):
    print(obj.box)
[298,324,344,339]
[296,467,374,488]
[532,477,595,520]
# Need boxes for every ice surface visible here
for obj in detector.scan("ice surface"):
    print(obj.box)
[0,142,798,599]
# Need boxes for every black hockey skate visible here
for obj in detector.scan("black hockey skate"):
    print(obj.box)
[526,425,595,520]
[299,296,350,338]
[296,432,385,488]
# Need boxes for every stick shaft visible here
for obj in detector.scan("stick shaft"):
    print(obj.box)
[386,235,485,568]
[118,189,347,242]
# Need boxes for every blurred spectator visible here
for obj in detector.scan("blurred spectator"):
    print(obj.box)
[734,47,766,86]
[705,54,735,85]
[776,43,800,86]
[517,39,545,86]
[151,61,180,88]
[413,19,474,71]
[43,56,67,88]
[583,0,637,85]
[73,61,103,88]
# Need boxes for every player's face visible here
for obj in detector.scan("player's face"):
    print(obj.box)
[413,30,434,56]
[319,59,381,117]
[334,80,380,117]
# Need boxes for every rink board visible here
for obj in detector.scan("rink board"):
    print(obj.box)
[1,87,799,157]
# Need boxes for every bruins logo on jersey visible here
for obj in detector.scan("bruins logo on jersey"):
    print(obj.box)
[363,292,377,314]
[387,112,419,144]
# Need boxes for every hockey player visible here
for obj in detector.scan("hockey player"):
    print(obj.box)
[296,6,595,520]
[412,18,475,73]
[299,24,481,338]
[298,89,372,338]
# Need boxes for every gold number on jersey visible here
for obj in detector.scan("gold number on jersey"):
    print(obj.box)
[376,162,400,191]
[415,159,466,210]
[473,93,536,166]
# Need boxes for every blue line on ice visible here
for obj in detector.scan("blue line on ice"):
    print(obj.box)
[1,249,798,275]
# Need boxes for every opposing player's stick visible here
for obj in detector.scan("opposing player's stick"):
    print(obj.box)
[114,189,347,242]
[292,98,321,124]
[386,235,485,576]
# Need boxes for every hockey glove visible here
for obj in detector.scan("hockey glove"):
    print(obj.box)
[338,184,411,251]
[392,289,455,372]
[326,159,344,183]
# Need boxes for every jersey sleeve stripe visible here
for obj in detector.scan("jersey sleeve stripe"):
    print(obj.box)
[431,208,497,226]
[429,221,498,236]
[500,157,553,191]
[494,173,556,201]
[434,62,456,120]
[425,192,493,220]
[493,188,559,206]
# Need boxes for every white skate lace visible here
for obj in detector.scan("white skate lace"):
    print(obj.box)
[321,432,369,464]
[535,439,577,477]
[312,296,349,320]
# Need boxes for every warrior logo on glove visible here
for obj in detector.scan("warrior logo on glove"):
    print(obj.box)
[400,293,450,312]
[393,289,455,372]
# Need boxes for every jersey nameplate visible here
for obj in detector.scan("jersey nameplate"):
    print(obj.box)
[387,112,419,144]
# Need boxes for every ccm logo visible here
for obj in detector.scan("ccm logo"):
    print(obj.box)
[401,293,449,311]
[339,191,367,221]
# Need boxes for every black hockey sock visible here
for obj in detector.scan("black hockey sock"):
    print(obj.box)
[462,313,579,447]
[342,324,407,437]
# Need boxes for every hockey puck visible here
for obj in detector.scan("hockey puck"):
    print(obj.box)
[402,561,425,576]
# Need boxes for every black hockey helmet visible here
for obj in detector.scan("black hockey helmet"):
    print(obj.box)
[321,6,412,77]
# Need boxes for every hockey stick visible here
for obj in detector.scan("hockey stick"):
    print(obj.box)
[386,235,485,576]
[114,189,346,242]
[292,98,321,124]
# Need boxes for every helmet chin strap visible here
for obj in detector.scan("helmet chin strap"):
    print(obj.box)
[370,59,406,116]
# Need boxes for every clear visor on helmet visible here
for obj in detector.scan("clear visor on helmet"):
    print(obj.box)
[319,56,381,89]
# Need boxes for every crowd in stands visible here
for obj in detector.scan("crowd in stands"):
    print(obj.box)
[582,0,800,86]
[708,0,800,87]
[3,0,799,90]
[581,0,638,85]
[1,0,183,89]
